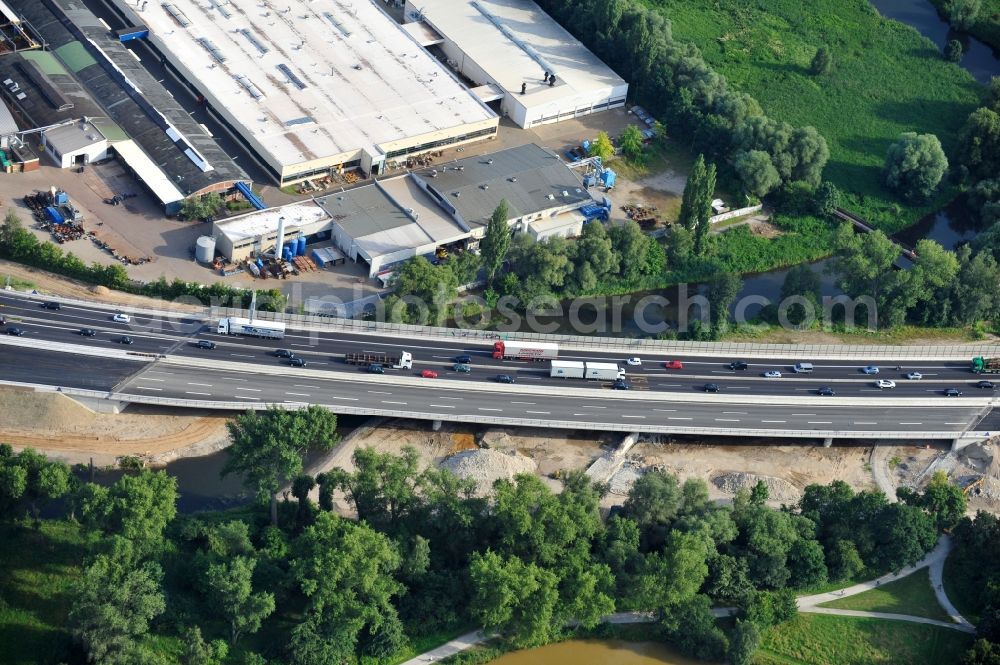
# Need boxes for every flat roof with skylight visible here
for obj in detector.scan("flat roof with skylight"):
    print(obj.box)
[113,0,498,183]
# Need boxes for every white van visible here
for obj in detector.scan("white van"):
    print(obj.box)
[793,362,814,373]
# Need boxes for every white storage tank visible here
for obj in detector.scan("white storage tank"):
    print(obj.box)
[195,235,217,263]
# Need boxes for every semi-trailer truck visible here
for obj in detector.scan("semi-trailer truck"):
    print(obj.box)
[217,317,286,339]
[493,340,559,360]
[550,360,585,378]
[586,362,626,381]
[972,357,1000,374]
[345,351,413,369]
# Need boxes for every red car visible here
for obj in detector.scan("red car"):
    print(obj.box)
[421,369,439,379]
[664,360,684,369]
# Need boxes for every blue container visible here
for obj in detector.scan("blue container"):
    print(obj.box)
[582,139,590,152]
[256,258,264,268]
[297,236,306,256]
[54,191,69,205]
[283,247,293,262]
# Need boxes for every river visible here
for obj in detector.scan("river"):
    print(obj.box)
[486,639,715,665]
[869,0,1000,84]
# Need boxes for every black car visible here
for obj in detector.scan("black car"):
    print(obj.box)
[41,302,60,310]
[612,379,631,390]
[195,340,216,350]
[496,374,515,384]
[368,364,385,374]
[289,357,307,367]
[6,326,24,336]
[818,386,836,396]
[79,328,96,337]
[944,388,963,397]
[703,383,720,393]
[977,380,995,390]
[455,354,472,364]
[274,349,294,358]
[728,361,749,371]
[120,335,134,345]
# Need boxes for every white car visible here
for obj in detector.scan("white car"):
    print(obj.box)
[876,379,896,389]
[112,313,130,323]
[626,357,642,366]
[862,365,880,375]
[905,372,923,380]
[763,370,782,378]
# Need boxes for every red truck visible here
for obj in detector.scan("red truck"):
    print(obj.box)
[492,341,559,361]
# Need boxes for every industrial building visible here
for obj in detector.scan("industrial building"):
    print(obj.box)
[213,143,599,277]
[1,0,250,214]
[403,0,628,128]
[105,0,499,186]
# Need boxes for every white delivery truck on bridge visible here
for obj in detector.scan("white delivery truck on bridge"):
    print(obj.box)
[217,317,286,339]
[550,360,625,381]
[492,340,559,361]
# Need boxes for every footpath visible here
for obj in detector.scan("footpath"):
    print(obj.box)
[403,535,976,664]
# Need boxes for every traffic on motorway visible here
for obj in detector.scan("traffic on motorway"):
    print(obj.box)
[0,291,996,400]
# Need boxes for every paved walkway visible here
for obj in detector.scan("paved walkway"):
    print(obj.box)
[402,536,974,664]
[797,535,975,633]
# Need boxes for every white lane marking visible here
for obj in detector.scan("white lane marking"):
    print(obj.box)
[439,396,464,401]
[142,378,165,382]
[715,418,740,422]
[722,411,747,415]
[236,387,262,392]
[185,391,212,396]
[761,420,786,423]
[898,422,923,425]
[135,386,162,391]
[572,413,589,416]
[145,371,174,376]
[235,395,260,400]
[290,343,312,347]
[668,417,692,420]
[429,404,456,409]
[525,410,550,415]
[945,421,968,425]
[230,353,256,358]
[511,401,536,405]
[853,421,878,425]
[478,407,502,412]
[223,377,248,382]
[382,400,407,405]
[653,409,677,412]
[807,421,833,424]
[792,413,816,416]
[658,384,682,387]
[730,386,750,389]
[368,390,392,395]
[580,405,606,409]
[286,392,311,397]
[622,415,646,419]
[293,384,319,388]
[328,396,358,401]
[188,382,212,387]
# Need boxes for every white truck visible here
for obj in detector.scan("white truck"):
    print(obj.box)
[492,340,559,361]
[344,350,413,369]
[550,360,585,378]
[217,317,286,339]
[585,362,626,381]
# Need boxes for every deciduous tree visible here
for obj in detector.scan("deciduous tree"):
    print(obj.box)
[734,150,781,198]
[619,124,645,162]
[480,199,511,286]
[205,556,276,645]
[884,132,948,202]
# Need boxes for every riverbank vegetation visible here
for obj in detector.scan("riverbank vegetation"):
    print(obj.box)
[929,0,1000,53]
[0,410,974,665]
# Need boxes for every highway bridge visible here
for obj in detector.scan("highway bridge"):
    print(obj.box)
[1,290,997,445]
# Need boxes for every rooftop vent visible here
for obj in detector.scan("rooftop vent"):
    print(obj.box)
[561,190,569,197]
[546,194,555,200]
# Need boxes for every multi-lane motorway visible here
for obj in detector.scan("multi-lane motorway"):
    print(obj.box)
[0,291,996,438]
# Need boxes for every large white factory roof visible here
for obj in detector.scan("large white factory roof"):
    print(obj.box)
[413,0,627,105]
[135,0,495,169]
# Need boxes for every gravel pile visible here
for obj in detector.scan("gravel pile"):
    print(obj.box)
[440,449,537,493]
[712,471,801,503]
[608,461,643,495]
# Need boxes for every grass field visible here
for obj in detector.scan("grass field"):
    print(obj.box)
[650,0,985,233]
[817,569,951,622]
[756,613,973,664]
[0,521,94,665]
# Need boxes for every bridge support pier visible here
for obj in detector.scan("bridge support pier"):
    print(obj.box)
[67,394,128,414]
[952,437,982,452]
[822,437,833,448]
[432,420,442,432]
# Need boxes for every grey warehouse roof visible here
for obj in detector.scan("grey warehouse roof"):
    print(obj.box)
[6,0,247,196]
[414,143,589,227]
